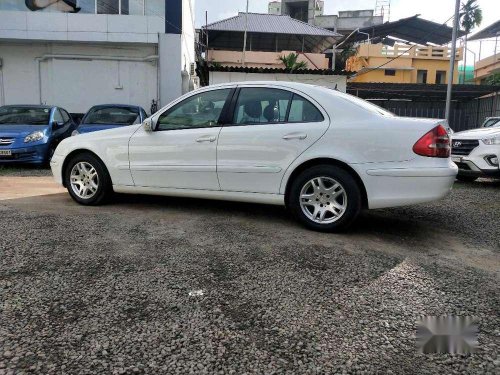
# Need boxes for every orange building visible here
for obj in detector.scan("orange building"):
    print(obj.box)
[346,43,463,84]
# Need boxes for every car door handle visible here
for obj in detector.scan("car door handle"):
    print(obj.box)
[196,136,217,143]
[282,133,307,140]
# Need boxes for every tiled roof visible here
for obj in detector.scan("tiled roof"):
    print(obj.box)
[203,12,342,38]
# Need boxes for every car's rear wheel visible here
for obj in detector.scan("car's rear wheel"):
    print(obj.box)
[288,165,362,231]
[456,174,478,182]
[64,153,112,205]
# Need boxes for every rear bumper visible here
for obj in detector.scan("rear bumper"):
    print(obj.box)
[364,165,457,209]
[0,144,49,164]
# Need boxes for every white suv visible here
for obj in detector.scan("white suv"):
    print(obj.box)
[451,117,500,182]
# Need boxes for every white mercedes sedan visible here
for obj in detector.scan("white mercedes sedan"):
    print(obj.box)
[51,82,457,231]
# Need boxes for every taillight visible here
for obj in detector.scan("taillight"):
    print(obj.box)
[413,125,450,158]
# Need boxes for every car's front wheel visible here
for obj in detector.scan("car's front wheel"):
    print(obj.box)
[64,153,112,205]
[288,165,362,232]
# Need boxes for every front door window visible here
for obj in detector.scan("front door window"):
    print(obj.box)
[157,89,231,131]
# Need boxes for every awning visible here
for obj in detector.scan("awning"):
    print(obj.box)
[468,21,500,41]
[338,15,466,46]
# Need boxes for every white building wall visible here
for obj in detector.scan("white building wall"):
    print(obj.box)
[0,11,164,43]
[0,42,158,113]
[0,1,197,113]
[209,71,347,92]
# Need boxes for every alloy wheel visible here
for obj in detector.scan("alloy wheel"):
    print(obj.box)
[299,176,347,224]
[70,161,99,199]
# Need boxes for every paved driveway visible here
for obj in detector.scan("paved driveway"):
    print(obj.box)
[0,174,498,374]
[0,176,65,200]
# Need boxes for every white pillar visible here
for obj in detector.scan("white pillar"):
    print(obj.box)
[158,33,183,107]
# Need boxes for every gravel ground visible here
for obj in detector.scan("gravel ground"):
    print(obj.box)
[0,172,498,374]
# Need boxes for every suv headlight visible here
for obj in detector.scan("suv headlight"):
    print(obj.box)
[482,136,500,145]
[24,131,44,143]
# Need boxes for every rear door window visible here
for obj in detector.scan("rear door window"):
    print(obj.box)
[232,88,292,125]
[231,88,324,125]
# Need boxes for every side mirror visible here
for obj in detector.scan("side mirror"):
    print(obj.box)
[143,118,156,132]
[52,121,62,129]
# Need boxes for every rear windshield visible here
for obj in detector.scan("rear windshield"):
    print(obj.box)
[318,87,395,117]
[83,107,140,125]
[482,118,500,128]
[0,107,51,125]
[340,94,395,116]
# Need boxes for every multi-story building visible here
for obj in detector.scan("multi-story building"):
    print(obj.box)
[203,12,341,70]
[268,1,282,15]
[474,55,500,84]
[468,20,500,85]
[268,1,382,36]
[0,0,196,113]
[346,43,463,84]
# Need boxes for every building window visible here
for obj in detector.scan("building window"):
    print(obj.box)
[384,69,396,76]
[417,70,428,84]
[435,70,446,84]
[145,0,165,16]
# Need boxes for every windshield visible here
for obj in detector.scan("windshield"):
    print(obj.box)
[482,118,500,128]
[0,107,51,125]
[83,107,141,125]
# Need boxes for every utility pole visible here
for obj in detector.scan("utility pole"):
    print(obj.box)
[242,0,249,67]
[445,0,460,124]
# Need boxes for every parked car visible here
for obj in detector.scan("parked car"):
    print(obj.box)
[51,82,457,231]
[0,105,76,165]
[72,105,147,135]
[451,117,500,182]
[480,116,500,128]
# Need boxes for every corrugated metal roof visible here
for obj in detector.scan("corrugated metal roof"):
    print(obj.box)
[339,15,465,46]
[468,20,500,41]
[203,12,342,38]
[207,65,348,76]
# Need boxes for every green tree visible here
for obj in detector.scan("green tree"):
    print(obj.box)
[485,73,500,85]
[278,53,308,72]
[460,0,482,83]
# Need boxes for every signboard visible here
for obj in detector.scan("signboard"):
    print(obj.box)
[0,0,95,13]
[0,1,165,17]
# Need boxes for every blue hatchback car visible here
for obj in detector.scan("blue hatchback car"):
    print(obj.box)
[0,105,76,165]
[73,104,147,135]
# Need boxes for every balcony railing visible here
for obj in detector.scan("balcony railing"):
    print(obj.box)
[357,43,463,61]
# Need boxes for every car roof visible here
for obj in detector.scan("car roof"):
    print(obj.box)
[1,104,55,109]
[206,81,321,90]
[199,81,342,98]
[88,104,144,110]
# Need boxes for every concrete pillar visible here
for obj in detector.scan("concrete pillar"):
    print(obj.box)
[159,33,182,106]
[159,0,183,107]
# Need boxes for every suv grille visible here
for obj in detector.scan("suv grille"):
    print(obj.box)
[451,139,479,156]
[0,138,14,146]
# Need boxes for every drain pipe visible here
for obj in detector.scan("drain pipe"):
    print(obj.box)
[35,54,159,104]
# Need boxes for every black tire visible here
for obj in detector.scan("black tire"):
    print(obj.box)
[288,165,362,232]
[456,174,478,182]
[64,152,112,205]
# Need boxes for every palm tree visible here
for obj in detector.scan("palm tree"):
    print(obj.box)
[460,0,482,83]
[278,53,308,72]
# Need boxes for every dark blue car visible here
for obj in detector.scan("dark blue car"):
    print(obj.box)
[74,105,147,135]
[0,105,76,165]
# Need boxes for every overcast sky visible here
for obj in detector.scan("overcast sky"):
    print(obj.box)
[194,0,499,64]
